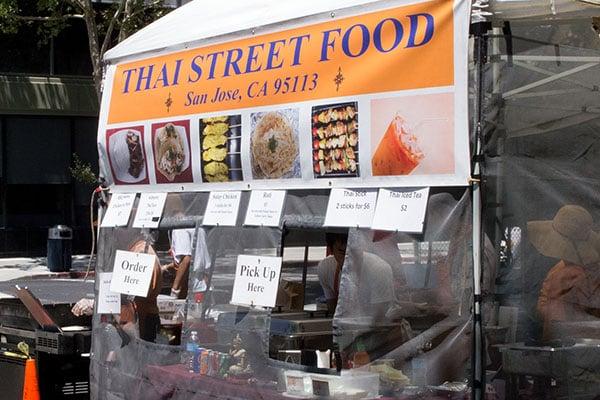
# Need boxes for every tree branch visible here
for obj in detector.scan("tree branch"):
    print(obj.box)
[13,14,84,21]
[100,0,126,58]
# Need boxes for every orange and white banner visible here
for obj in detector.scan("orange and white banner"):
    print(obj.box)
[98,0,470,191]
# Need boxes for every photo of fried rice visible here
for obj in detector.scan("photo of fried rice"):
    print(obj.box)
[151,120,193,184]
[250,109,300,179]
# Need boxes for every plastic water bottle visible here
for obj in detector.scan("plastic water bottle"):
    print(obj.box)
[186,331,200,373]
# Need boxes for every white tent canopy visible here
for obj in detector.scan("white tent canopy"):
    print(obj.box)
[104,0,386,63]
[104,0,600,64]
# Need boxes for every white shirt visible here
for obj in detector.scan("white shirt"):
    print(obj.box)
[318,252,394,306]
[318,256,339,300]
[191,228,212,292]
[170,228,194,264]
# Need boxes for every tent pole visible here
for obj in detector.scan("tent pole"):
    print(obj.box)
[470,20,491,400]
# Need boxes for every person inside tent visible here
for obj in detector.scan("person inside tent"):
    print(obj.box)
[529,205,600,341]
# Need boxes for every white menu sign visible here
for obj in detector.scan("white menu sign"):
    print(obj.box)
[324,188,378,228]
[97,272,121,314]
[132,193,167,228]
[244,190,286,227]
[110,250,156,297]
[231,255,282,308]
[101,193,137,227]
[372,187,430,233]
[203,191,242,226]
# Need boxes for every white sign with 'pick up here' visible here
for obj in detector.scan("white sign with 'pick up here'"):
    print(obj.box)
[110,250,156,297]
[231,255,282,308]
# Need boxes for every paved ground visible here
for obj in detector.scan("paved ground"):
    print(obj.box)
[0,255,93,281]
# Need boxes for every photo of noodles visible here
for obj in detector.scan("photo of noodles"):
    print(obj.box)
[106,126,149,185]
[250,110,300,179]
[151,121,193,184]
[311,102,359,178]
[199,114,243,183]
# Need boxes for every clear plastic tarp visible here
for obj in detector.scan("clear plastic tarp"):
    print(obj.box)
[90,189,476,400]
[481,18,600,399]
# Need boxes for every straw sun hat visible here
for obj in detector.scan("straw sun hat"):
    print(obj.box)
[527,205,599,266]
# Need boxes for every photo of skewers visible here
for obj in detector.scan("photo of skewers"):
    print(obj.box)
[199,115,243,183]
[311,101,359,178]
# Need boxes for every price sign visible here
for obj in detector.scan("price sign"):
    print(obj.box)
[110,250,156,297]
[244,190,286,227]
[97,272,121,314]
[372,187,430,232]
[132,193,167,228]
[231,255,282,308]
[324,188,378,228]
[203,191,242,226]
[101,193,136,227]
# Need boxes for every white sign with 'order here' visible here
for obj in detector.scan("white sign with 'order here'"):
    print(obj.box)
[110,250,156,297]
[231,255,282,308]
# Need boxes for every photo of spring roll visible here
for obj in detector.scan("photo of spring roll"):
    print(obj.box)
[311,102,359,178]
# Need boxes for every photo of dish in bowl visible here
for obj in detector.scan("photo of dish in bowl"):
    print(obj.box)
[106,126,149,185]
[311,102,359,178]
[151,120,192,183]
[250,109,300,179]
[199,115,243,183]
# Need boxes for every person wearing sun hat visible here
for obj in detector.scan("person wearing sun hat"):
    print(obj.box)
[529,205,600,340]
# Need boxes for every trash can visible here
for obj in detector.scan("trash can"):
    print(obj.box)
[47,225,72,272]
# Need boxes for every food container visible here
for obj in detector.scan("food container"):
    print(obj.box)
[339,370,380,398]
[284,370,312,395]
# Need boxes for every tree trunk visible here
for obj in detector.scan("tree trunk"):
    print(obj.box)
[76,0,103,102]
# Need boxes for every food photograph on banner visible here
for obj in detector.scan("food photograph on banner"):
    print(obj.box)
[250,109,301,180]
[199,115,244,182]
[105,126,149,185]
[370,93,454,177]
[311,101,359,179]
[151,120,193,183]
